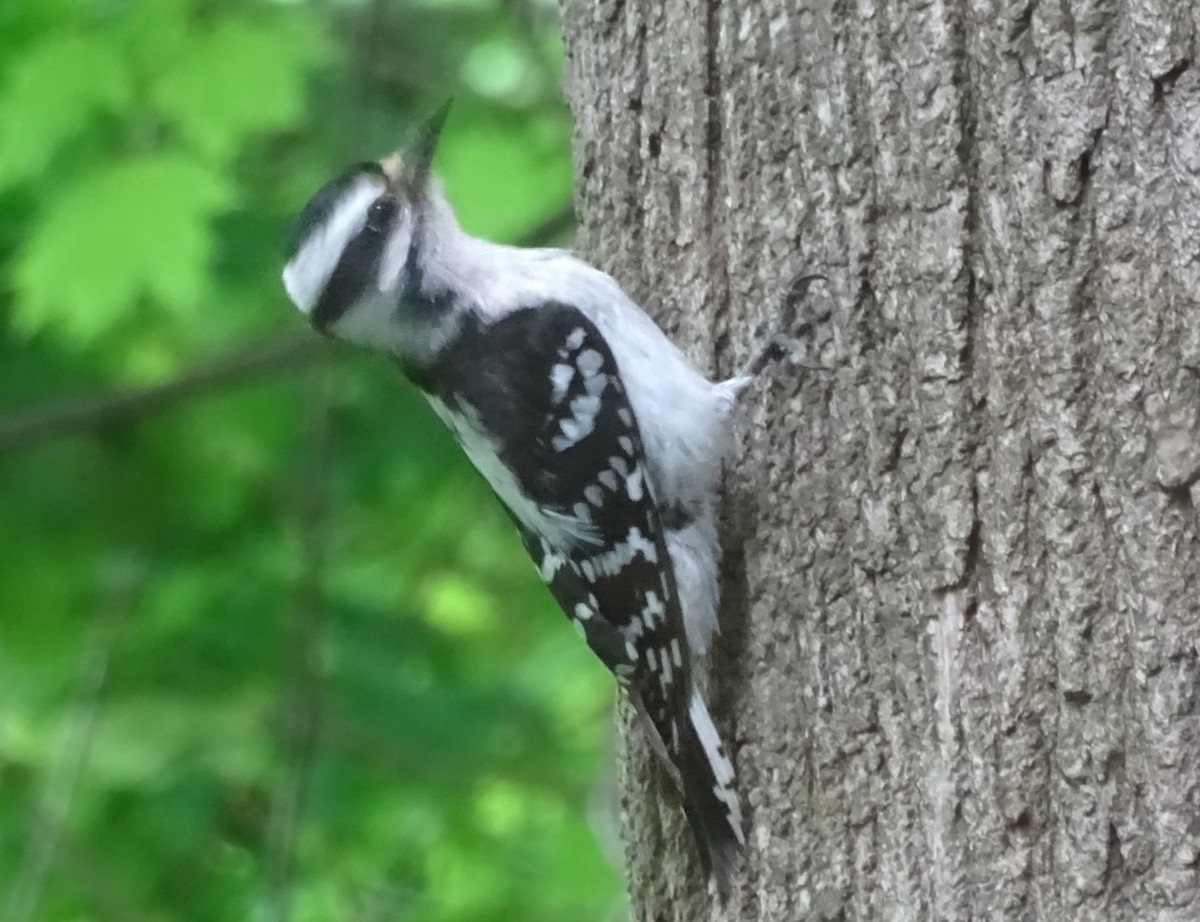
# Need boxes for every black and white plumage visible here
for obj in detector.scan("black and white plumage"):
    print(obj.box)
[282,107,757,896]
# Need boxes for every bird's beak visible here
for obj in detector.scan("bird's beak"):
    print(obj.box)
[381,100,453,196]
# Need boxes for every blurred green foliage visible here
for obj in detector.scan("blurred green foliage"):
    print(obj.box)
[0,1,622,920]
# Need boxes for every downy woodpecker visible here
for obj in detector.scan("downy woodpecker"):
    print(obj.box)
[281,106,799,897]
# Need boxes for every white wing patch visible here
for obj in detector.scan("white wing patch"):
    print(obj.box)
[550,363,575,402]
[642,590,665,626]
[563,327,587,352]
[625,466,644,501]
[576,348,604,378]
[550,353,611,452]
[586,525,658,576]
[688,690,744,845]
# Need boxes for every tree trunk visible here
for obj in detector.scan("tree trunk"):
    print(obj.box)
[561,1,1200,919]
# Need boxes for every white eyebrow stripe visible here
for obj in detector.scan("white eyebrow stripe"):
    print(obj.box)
[282,177,382,314]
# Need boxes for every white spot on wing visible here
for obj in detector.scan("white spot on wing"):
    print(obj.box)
[552,392,604,452]
[539,542,563,581]
[584,372,608,397]
[577,348,604,377]
[588,526,658,577]
[629,526,658,563]
[550,363,574,403]
[584,484,604,507]
[574,603,593,621]
[643,591,665,625]
[598,470,618,491]
[618,436,634,455]
[618,408,633,427]
[626,466,644,501]
[565,327,587,351]
[570,393,601,424]
[558,417,582,442]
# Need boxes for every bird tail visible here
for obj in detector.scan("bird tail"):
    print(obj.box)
[677,689,745,899]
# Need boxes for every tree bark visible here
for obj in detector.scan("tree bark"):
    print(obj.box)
[561,1,1200,920]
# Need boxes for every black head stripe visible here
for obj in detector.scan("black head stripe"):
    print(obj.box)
[310,222,388,333]
[286,161,386,261]
[396,203,458,319]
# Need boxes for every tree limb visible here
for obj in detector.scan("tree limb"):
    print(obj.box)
[0,334,326,457]
[515,203,576,247]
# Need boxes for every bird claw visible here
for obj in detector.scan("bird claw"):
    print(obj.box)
[736,272,830,381]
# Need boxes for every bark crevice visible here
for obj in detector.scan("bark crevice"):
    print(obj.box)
[703,0,729,372]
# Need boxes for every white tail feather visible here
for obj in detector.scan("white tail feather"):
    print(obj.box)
[688,689,744,846]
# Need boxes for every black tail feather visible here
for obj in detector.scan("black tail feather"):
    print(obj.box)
[681,797,742,900]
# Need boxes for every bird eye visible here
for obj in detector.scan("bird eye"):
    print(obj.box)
[366,197,396,232]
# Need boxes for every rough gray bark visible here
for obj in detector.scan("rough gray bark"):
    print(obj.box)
[561,1,1200,920]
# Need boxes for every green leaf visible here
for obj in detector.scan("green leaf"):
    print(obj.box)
[0,1,617,919]
[439,107,574,242]
[0,0,85,55]
[0,32,133,188]
[462,37,539,102]
[12,154,233,343]
[151,16,328,161]
[121,0,191,79]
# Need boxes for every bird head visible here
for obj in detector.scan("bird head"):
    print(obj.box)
[282,103,453,353]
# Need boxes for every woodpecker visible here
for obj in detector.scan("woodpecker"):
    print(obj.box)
[282,105,812,897]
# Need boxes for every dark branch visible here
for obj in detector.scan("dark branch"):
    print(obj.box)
[0,334,326,457]
[515,203,576,248]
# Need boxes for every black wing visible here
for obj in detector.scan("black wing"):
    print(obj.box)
[419,302,691,724]
[415,302,743,891]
